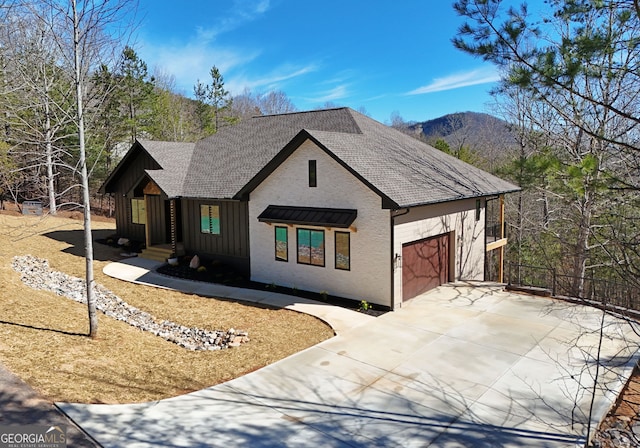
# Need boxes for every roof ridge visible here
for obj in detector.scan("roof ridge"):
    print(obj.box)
[252,107,351,119]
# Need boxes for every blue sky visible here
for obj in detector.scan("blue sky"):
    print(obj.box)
[133,0,502,123]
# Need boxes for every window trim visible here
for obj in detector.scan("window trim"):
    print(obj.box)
[296,228,325,267]
[335,231,350,271]
[475,199,481,221]
[308,160,317,187]
[200,204,221,235]
[275,226,288,262]
[131,198,146,225]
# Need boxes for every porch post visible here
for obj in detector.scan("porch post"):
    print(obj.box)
[170,198,177,255]
[498,194,505,283]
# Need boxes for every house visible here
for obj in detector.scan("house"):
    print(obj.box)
[101,108,519,310]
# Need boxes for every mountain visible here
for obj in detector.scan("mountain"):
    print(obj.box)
[400,112,518,166]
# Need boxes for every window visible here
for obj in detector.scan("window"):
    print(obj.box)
[297,228,324,266]
[308,160,317,187]
[475,199,481,221]
[335,232,350,270]
[275,226,288,261]
[200,204,220,234]
[131,198,146,224]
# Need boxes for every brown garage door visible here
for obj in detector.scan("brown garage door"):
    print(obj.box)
[402,233,450,301]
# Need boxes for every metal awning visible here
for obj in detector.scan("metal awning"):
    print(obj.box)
[257,205,357,228]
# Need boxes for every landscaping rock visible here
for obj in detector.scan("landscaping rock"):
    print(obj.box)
[11,255,248,351]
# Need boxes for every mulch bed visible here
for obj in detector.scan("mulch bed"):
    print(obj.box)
[95,235,386,317]
[157,257,388,317]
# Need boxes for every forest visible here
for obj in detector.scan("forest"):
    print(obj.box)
[0,1,300,215]
[1,0,639,305]
[449,0,640,303]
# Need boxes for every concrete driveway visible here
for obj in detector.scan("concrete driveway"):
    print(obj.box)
[58,284,639,447]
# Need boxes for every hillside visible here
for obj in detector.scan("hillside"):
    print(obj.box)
[402,112,518,165]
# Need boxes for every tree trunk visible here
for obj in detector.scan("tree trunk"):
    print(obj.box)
[72,0,97,338]
[572,194,592,298]
[44,96,56,215]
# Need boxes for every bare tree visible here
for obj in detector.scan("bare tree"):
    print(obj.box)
[0,10,76,214]
[259,90,297,115]
[22,0,137,338]
[231,88,297,120]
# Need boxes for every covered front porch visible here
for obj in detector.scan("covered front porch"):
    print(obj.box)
[137,178,183,262]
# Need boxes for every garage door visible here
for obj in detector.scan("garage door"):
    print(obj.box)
[402,233,450,301]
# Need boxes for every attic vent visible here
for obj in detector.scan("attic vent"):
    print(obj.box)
[309,160,317,187]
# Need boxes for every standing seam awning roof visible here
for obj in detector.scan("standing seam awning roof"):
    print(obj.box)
[257,205,357,228]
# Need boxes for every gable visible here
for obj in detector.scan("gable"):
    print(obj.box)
[100,142,161,194]
[237,123,519,209]
[101,139,196,197]
[237,130,397,208]
[180,108,363,200]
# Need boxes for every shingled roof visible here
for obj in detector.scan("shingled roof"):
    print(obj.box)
[129,108,518,208]
[100,140,195,197]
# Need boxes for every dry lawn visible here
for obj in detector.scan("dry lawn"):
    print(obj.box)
[0,212,334,404]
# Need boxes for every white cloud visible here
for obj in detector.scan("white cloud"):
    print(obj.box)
[302,84,350,104]
[139,0,273,95]
[195,0,271,41]
[142,39,259,95]
[226,63,318,94]
[408,66,501,95]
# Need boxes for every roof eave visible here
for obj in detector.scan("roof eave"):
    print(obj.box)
[395,186,521,209]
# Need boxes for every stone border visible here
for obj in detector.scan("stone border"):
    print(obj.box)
[11,255,248,351]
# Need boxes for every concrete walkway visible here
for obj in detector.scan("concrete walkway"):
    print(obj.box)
[102,257,374,335]
[57,272,640,447]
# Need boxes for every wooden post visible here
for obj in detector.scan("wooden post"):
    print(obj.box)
[498,194,505,283]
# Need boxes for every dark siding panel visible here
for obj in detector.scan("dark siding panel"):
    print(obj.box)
[114,194,144,241]
[234,205,242,256]
[147,196,166,245]
[182,199,249,261]
[114,195,127,235]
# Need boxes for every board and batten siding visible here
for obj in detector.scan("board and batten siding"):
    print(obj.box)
[249,139,391,307]
[392,198,485,309]
[181,199,250,272]
[111,149,161,241]
[146,195,166,245]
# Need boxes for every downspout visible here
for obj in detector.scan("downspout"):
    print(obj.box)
[390,207,410,310]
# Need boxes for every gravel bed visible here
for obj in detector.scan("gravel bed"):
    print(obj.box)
[11,255,249,351]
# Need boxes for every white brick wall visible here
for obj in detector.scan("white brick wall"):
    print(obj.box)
[249,140,392,306]
[392,199,485,309]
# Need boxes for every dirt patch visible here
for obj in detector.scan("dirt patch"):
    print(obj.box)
[0,213,334,404]
[593,363,640,447]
